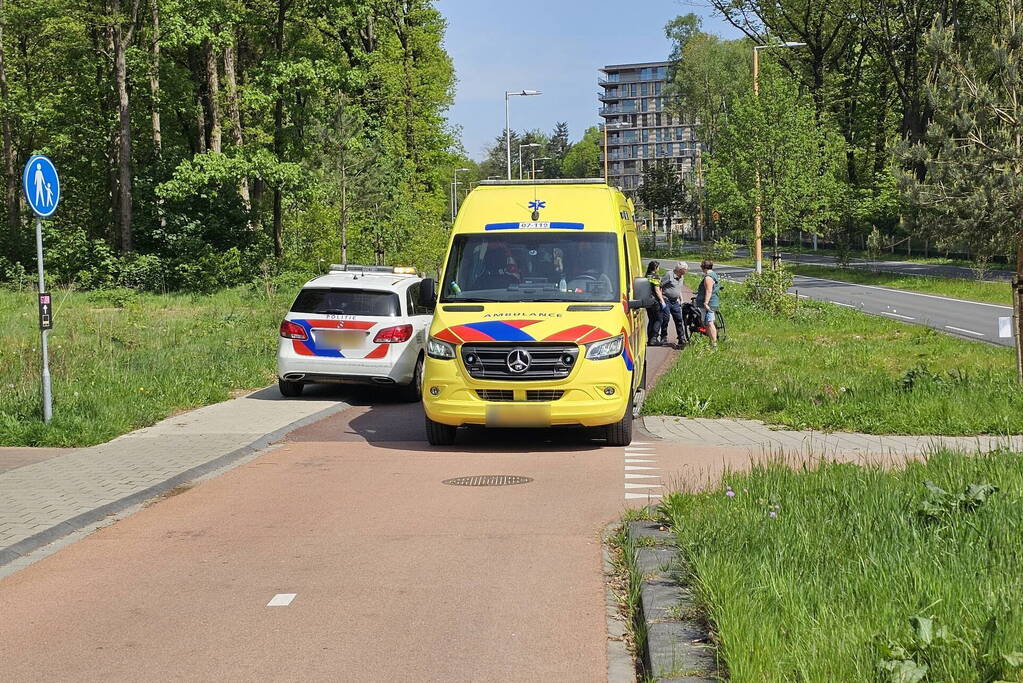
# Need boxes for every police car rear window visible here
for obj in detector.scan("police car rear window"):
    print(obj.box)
[290,288,400,316]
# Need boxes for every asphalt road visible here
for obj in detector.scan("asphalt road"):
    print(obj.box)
[716,265,1015,347]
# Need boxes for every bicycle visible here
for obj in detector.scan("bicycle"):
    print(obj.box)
[681,297,727,345]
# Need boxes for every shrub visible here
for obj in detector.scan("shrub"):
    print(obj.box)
[173,246,244,293]
[743,265,795,314]
[116,253,167,291]
[709,236,739,261]
[0,259,31,291]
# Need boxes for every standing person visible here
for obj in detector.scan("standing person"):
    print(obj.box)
[660,261,688,348]
[696,259,721,348]
[644,261,668,346]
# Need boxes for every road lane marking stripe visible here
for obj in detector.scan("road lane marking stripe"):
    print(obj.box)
[267,593,297,607]
[625,492,662,500]
[629,441,652,445]
[789,273,1013,309]
[945,325,985,337]
[880,311,915,320]
[625,459,656,463]
[625,473,661,479]
[833,302,856,309]
[625,483,663,489]
[625,466,659,471]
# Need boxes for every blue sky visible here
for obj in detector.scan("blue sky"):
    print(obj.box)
[438,0,743,160]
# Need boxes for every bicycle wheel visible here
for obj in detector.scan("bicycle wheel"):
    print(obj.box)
[715,310,727,342]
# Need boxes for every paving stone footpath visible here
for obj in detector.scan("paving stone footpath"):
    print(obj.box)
[0,388,348,571]
[644,415,1023,456]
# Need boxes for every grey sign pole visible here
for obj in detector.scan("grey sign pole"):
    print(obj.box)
[35,216,52,422]
[22,154,60,423]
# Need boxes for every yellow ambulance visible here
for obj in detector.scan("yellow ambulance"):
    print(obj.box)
[418,179,652,446]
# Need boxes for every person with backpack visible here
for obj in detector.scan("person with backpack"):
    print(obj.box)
[696,259,721,348]
[644,261,668,346]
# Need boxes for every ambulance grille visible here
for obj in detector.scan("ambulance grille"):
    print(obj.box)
[526,390,565,402]
[460,343,579,381]
[476,389,514,402]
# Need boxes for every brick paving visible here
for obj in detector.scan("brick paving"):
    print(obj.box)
[0,387,348,568]
[643,415,1023,456]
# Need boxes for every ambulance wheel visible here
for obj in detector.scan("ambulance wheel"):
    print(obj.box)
[605,390,634,447]
[425,416,457,446]
[398,355,424,403]
[278,378,304,397]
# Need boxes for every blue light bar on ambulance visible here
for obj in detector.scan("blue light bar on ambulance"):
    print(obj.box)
[484,222,585,231]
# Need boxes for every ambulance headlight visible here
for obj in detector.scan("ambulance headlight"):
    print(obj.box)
[585,334,624,361]
[427,337,456,360]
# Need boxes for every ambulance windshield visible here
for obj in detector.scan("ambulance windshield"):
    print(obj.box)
[440,232,620,303]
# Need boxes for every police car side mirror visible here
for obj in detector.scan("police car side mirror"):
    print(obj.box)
[419,278,436,311]
[631,277,653,310]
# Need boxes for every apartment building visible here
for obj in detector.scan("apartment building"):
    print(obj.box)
[598,61,701,193]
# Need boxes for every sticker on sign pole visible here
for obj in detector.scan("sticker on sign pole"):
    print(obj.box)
[22,155,61,218]
[999,316,1013,339]
[39,292,53,330]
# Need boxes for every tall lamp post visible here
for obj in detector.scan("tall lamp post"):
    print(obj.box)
[752,41,806,273]
[518,143,540,180]
[451,167,469,220]
[531,156,551,180]
[505,89,542,180]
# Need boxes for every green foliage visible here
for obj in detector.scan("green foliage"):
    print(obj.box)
[561,126,602,179]
[708,237,739,261]
[658,450,1023,680]
[742,265,795,314]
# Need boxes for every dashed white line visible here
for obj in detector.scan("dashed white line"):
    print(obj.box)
[625,492,661,500]
[625,459,656,463]
[625,473,661,480]
[832,302,856,309]
[267,593,297,607]
[625,483,663,489]
[880,311,915,320]
[625,466,659,471]
[945,325,985,337]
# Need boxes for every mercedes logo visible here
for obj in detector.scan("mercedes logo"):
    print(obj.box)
[506,348,531,374]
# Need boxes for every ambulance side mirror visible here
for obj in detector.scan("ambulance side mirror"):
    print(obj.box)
[419,278,437,311]
[631,277,653,310]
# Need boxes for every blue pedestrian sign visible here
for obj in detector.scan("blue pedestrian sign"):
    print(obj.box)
[22,155,60,218]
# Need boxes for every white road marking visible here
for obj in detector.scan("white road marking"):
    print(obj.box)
[880,311,915,320]
[945,325,985,337]
[625,473,661,479]
[628,441,652,445]
[625,465,659,471]
[789,273,1013,309]
[625,483,663,489]
[625,459,656,463]
[833,302,856,309]
[267,593,297,607]
[625,492,662,500]
[624,447,654,452]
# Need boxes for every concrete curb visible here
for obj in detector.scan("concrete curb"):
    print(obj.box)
[0,400,350,568]
[604,522,637,683]
[627,519,719,682]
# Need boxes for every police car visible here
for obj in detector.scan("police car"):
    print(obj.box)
[276,265,431,400]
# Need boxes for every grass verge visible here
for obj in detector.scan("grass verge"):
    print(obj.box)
[788,264,1013,306]
[643,296,1023,435]
[0,285,296,447]
[658,449,1023,682]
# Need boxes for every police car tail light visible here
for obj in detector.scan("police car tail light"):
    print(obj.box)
[584,334,624,361]
[373,324,413,343]
[279,320,307,340]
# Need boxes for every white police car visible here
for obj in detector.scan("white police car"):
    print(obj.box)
[276,265,431,400]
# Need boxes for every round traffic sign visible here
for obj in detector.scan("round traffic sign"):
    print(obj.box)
[22,155,61,218]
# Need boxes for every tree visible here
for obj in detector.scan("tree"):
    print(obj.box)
[707,68,845,253]
[561,126,601,179]
[903,3,1023,380]
[637,159,696,253]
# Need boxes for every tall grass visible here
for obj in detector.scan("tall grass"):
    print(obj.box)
[659,450,1023,682]
[0,285,295,447]
[643,296,1023,435]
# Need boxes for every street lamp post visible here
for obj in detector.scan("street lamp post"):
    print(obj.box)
[531,156,551,180]
[505,89,542,180]
[451,167,469,220]
[518,143,540,180]
[752,41,806,273]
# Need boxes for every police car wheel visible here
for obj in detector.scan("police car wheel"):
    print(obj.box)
[398,355,424,403]
[425,416,457,446]
[278,378,304,398]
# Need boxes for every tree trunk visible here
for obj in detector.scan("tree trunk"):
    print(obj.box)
[149,0,165,231]
[111,0,134,252]
[272,0,287,258]
[222,42,251,215]
[203,37,221,153]
[0,0,18,257]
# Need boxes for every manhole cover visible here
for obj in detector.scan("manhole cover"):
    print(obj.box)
[442,475,533,487]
